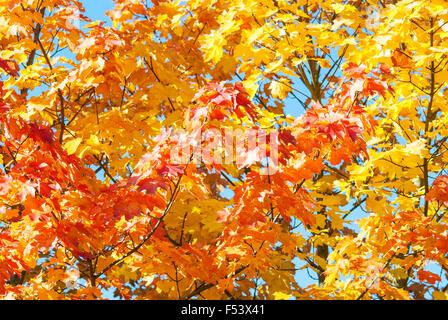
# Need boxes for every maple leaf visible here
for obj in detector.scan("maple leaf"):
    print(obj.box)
[269,79,291,100]
[156,164,183,178]
[0,101,9,113]
[427,175,448,203]
[344,63,366,77]
[279,129,297,146]
[0,58,19,77]
[28,123,55,145]
[137,178,167,194]
[417,270,441,285]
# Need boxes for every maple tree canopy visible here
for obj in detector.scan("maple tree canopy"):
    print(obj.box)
[0,0,448,300]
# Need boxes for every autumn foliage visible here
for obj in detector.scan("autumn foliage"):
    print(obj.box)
[0,0,448,300]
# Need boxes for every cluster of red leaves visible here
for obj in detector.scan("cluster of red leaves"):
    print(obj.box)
[0,58,19,77]
[191,81,257,122]
[279,63,392,175]
[426,175,448,203]
[302,102,364,142]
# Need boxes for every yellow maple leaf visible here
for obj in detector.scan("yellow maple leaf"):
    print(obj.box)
[64,138,83,155]
[202,30,226,64]
[269,79,291,99]
[86,134,100,146]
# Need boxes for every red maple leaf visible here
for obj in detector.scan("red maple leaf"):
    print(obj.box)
[0,58,19,77]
